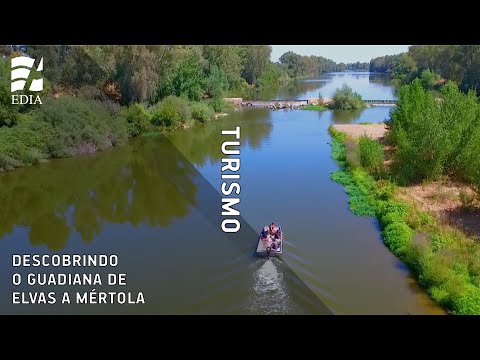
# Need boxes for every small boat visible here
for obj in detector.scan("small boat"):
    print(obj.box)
[256,225,283,257]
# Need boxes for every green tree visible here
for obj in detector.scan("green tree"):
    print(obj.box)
[257,62,290,88]
[391,53,418,83]
[419,69,440,89]
[241,45,271,85]
[170,56,205,101]
[26,45,71,86]
[279,51,302,77]
[331,84,365,110]
[204,64,229,98]
[116,45,159,103]
[202,45,244,88]
[0,57,21,127]
[388,79,480,186]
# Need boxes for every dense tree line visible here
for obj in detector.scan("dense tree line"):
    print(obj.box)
[369,54,403,73]
[0,45,286,171]
[344,61,370,71]
[19,45,286,104]
[0,45,367,172]
[370,46,480,93]
[278,51,368,78]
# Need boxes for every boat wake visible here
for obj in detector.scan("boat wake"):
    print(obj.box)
[247,259,290,315]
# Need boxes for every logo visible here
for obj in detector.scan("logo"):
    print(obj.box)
[11,56,43,105]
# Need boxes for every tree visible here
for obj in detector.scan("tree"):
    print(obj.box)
[0,57,21,126]
[116,45,159,103]
[204,65,229,98]
[202,46,244,88]
[279,51,302,77]
[241,45,271,85]
[419,69,439,89]
[391,53,418,83]
[26,45,71,86]
[170,56,205,101]
[331,84,365,110]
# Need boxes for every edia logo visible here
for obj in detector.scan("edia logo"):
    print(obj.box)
[11,56,44,105]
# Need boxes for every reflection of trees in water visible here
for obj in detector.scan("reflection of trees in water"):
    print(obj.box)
[369,74,389,85]
[331,109,364,124]
[251,81,326,100]
[167,109,273,166]
[0,113,273,251]
[369,74,400,98]
[0,137,197,250]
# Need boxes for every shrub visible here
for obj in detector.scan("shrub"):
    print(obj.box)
[0,115,54,166]
[0,153,22,171]
[36,96,128,156]
[358,135,385,177]
[331,84,365,110]
[383,222,414,254]
[451,285,480,315]
[405,208,434,230]
[191,102,215,123]
[117,103,151,137]
[21,148,44,166]
[208,97,226,113]
[379,200,409,218]
[150,96,191,128]
[381,212,405,228]
[330,170,353,186]
[374,179,396,201]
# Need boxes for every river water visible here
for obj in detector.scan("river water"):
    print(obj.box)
[0,72,444,314]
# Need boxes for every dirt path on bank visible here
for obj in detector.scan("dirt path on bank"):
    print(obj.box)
[332,124,387,140]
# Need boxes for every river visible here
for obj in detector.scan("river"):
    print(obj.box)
[0,71,444,314]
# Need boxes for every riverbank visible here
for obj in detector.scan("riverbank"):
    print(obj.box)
[329,125,480,314]
[0,96,228,173]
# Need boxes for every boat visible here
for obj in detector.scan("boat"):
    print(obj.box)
[256,225,283,257]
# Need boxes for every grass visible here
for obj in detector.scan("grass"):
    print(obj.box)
[300,104,327,111]
[329,125,480,314]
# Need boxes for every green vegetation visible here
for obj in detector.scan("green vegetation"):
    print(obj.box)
[0,96,127,170]
[0,45,295,171]
[388,79,480,189]
[330,84,366,110]
[329,125,480,314]
[278,51,368,78]
[300,104,327,111]
[370,46,480,94]
[358,135,385,178]
[1,45,373,172]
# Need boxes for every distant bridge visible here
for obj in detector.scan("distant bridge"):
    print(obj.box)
[223,97,397,109]
[363,99,397,106]
[240,100,308,108]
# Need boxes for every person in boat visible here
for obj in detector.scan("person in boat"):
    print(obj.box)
[268,223,281,250]
[269,223,280,238]
[261,226,270,241]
